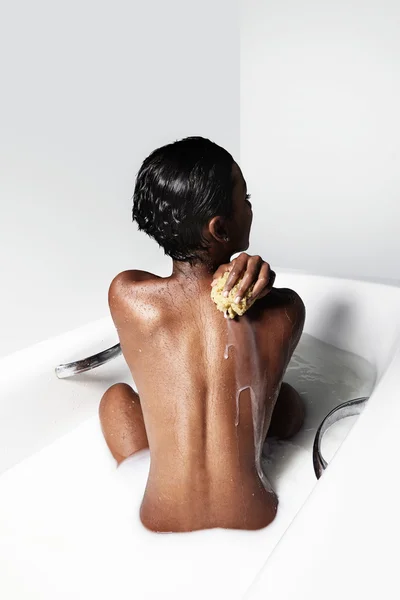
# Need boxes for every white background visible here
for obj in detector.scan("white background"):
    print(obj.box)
[241,0,400,282]
[0,0,239,357]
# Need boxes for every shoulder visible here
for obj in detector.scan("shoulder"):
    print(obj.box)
[110,269,158,288]
[267,287,305,315]
[108,270,160,310]
[256,287,305,332]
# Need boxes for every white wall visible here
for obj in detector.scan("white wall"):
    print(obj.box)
[0,0,239,357]
[241,0,400,282]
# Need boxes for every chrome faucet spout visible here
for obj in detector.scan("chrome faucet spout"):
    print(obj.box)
[55,344,122,379]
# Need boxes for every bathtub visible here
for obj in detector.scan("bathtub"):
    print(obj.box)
[0,272,399,600]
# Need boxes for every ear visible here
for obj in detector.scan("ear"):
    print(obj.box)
[208,216,230,243]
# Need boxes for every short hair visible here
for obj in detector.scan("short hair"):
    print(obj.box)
[132,136,234,262]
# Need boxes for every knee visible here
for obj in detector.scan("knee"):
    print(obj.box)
[280,383,305,438]
[99,383,134,417]
[269,383,305,440]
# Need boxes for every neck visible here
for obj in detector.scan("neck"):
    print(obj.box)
[172,252,230,282]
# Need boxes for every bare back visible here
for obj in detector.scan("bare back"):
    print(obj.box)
[109,270,305,532]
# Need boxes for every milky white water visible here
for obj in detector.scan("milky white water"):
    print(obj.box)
[0,333,375,600]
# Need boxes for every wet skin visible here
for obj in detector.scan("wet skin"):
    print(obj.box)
[99,163,305,532]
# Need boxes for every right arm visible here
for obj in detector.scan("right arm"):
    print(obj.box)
[211,252,276,303]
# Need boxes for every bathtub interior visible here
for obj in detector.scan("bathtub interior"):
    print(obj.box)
[245,280,400,600]
[0,273,398,599]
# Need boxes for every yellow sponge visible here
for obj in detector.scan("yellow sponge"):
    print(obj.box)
[211,271,257,319]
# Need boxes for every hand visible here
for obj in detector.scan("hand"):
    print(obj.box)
[211,253,276,303]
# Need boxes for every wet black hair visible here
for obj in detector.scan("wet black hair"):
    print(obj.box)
[132,136,234,262]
